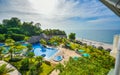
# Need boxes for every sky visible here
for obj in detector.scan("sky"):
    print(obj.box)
[0,0,120,30]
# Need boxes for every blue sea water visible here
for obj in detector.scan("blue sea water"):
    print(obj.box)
[65,30,120,44]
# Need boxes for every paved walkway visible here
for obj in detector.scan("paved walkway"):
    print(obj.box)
[50,70,60,75]
[0,60,21,75]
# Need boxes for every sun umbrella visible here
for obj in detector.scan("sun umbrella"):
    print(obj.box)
[78,49,84,52]
[82,53,90,57]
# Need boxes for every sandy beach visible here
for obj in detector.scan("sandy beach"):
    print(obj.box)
[76,38,113,50]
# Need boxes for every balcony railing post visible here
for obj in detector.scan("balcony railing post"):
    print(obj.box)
[114,36,120,75]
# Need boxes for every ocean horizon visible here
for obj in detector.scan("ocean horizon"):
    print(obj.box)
[65,29,120,44]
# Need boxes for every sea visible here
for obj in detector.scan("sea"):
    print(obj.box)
[65,29,120,44]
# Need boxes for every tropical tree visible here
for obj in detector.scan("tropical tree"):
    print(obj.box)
[2,17,21,28]
[68,33,76,40]
[20,58,29,74]
[0,64,14,75]
[27,52,34,63]
[0,47,5,60]
[40,39,47,45]
[27,44,32,51]
[9,47,14,60]
[0,34,5,42]
[27,52,34,58]
[24,36,30,41]
[35,56,43,67]
[13,42,25,54]
[55,63,64,72]
[49,36,62,46]
[5,39,15,46]
[28,65,36,75]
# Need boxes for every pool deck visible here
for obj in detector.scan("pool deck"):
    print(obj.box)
[50,46,80,75]
[50,46,81,64]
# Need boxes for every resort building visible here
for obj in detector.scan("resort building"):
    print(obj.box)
[28,33,67,43]
[28,33,49,43]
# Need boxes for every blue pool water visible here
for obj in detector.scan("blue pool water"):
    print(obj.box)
[0,43,59,59]
[0,43,4,46]
[54,56,63,61]
[22,43,28,46]
[33,43,58,60]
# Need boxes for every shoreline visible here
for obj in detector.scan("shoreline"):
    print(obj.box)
[76,38,113,50]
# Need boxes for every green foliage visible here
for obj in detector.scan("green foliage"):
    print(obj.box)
[0,47,5,60]
[2,17,21,28]
[20,58,29,71]
[40,63,55,75]
[69,33,76,40]
[44,61,51,66]
[21,22,42,36]
[9,58,22,62]
[27,52,34,58]
[5,39,15,46]
[11,34,25,41]
[49,36,62,46]
[40,39,47,45]
[69,43,79,50]
[28,65,37,75]
[7,28,23,34]
[9,47,14,60]
[27,44,32,51]
[0,17,42,37]
[59,57,114,75]
[43,29,66,35]
[24,36,30,41]
[55,63,64,72]
[59,45,115,75]
[0,34,5,42]
[0,26,7,34]
[0,64,14,75]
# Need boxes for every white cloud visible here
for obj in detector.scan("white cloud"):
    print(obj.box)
[87,17,120,24]
[27,0,114,20]
[0,0,119,30]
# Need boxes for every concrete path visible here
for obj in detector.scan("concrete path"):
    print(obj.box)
[0,60,21,75]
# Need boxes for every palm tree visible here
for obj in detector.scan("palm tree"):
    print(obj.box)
[40,39,47,46]
[9,47,13,60]
[27,44,32,52]
[27,52,34,63]
[0,64,14,75]
[5,39,15,46]
[0,47,5,60]
[28,65,36,75]
[55,63,64,72]
[20,58,29,74]
[35,56,43,67]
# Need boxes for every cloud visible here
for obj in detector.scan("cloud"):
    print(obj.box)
[87,17,120,24]
[0,0,119,30]
[27,0,114,20]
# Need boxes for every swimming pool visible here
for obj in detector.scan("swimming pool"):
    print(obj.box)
[33,43,58,60]
[53,56,63,61]
[0,43,4,46]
